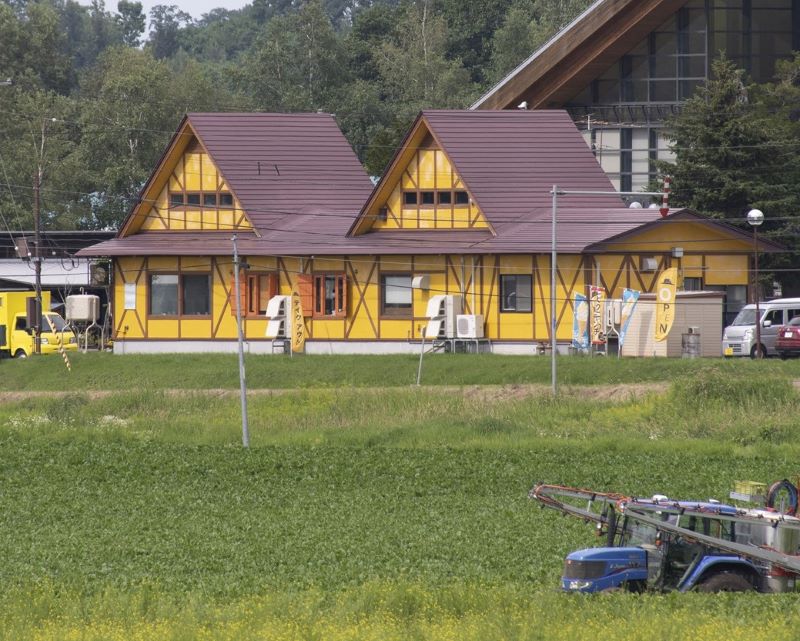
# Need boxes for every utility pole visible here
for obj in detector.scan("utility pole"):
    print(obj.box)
[232,234,250,448]
[33,165,42,353]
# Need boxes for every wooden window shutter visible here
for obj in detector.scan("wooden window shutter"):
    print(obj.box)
[297,274,313,317]
[229,271,246,316]
[267,273,279,299]
[337,274,347,317]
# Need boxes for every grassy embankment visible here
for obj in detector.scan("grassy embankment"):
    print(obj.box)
[1,355,800,640]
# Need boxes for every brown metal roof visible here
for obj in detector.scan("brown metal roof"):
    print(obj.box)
[78,110,760,258]
[187,112,374,233]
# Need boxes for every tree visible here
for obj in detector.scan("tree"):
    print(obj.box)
[117,0,146,47]
[376,0,475,116]
[660,56,800,293]
[74,47,220,228]
[242,0,349,111]
[148,4,193,60]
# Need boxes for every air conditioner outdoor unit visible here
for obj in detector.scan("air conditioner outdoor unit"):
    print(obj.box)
[456,314,484,339]
[641,257,659,272]
[423,294,462,339]
[265,295,291,339]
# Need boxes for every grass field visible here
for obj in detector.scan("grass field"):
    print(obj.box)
[1,354,800,640]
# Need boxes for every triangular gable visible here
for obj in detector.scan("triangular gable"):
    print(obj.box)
[350,115,493,236]
[120,118,255,237]
[472,0,689,110]
[584,210,784,254]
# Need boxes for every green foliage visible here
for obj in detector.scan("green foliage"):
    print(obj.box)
[0,361,798,638]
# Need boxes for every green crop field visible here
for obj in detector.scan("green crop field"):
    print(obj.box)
[1,354,800,640]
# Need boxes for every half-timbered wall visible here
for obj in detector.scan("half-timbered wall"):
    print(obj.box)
[369,139,490,231]
[138,138,252,233]
[113,247,747,346]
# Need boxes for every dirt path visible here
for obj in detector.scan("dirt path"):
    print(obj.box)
[0,383,667,403]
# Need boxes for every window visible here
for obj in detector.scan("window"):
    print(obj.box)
[245,273,278,316]
[763,309,784,326]
[169,191,234,208]
[682,277,703,291]
[404,192,418,205]
[421,191,435,206]
[182,275,210,316]
[149,273,210,317]
[454,191,469,205]
[313,274,347,317]
[438,191,452,205]
[500,274,532,312]
[381,274,413,317]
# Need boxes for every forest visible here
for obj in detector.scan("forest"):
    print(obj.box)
[0,0,593,231]
[2,0,800,290]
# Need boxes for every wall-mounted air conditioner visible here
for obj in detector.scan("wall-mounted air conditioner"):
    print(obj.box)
[423,294,462,339]
[456,314,484,339]
[412,275,430,290]
[265,295,291,339]
[640,257,659,272]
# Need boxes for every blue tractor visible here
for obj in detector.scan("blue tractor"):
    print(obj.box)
[531,484,800,593]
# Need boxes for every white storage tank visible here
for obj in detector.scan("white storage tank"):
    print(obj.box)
[66,294,100,322]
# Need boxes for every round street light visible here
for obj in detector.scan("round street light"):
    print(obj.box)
[747,209,764,358]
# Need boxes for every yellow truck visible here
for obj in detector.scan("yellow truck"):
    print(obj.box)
[0,291,77,359]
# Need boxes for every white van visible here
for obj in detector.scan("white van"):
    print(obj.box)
[722,298,800,358]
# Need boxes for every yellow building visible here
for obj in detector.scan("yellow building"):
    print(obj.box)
[79,110,776,354]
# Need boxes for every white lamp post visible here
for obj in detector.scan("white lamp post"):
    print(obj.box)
[747,209,764,358]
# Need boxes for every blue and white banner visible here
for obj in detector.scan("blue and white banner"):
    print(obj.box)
[618,288,641,348]
[572,293,589,349]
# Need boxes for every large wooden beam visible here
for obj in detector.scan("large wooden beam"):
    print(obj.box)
[477,0,689,110]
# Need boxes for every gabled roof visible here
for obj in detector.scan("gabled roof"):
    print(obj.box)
[79,110,767,258]
[119,112,373,238]
[472,0,689,110]
[352,110,624,236]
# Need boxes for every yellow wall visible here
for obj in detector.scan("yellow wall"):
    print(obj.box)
[369,147,490,231]
[137,143,252,233]
[112,249,750,344]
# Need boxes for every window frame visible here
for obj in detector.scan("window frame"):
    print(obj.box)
[244,272,279,317]
[380,273,414,319]
[499,274,533,313]
[167,190,235,209]
[313,273,347,318]
[148,272,211,318]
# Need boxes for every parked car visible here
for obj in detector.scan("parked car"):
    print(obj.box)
[776,317,800,359]
[722,298,800,358]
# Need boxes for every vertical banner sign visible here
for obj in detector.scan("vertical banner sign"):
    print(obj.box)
[618,288,641,349]
[572,293,589,349]
[291,292,305,353]
[654,268,678,342]
[589,286,606,345]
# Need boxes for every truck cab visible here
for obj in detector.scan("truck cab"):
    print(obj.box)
[8,311,77,358]
[561,501,763,593]
[0,291,77,358]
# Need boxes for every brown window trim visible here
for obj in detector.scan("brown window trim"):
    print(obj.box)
[147,271,212,318]
[244,272,279,318]
[312,272,347,318]
[499,274,533,313]
[380,273,413,319]
[168,190,235,209]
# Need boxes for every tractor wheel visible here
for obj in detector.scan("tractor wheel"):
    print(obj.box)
[13,349,27,359]
[696,572,754,593]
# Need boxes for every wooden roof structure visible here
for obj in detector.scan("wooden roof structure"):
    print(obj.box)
[472,0,690,110]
